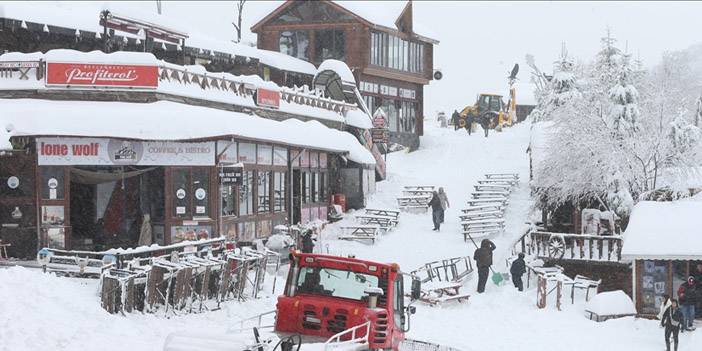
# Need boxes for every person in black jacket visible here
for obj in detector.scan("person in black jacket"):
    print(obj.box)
[510,253,527,291]
[427,191,443,231]
[465,114,474,135]
[301,231,315,253]
[473,239,496,293]
[451,110,460,130]
[661,299,684,351]
[677,276,697,331]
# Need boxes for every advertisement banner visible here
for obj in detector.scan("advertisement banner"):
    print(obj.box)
[256,88,280,109]
[37,137,214,166]
[46,62,158,88]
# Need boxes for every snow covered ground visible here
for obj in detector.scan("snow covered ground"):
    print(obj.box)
[1,120,700,351]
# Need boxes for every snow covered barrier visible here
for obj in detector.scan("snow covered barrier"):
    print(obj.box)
[584,290,636,322]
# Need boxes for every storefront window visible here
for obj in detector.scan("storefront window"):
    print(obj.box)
[221,183,238,217]
[317,172,327,203]
[40,167,65,200]
[315,29,345,63]
[279,30,310,60]
[257,144,273,165]
[274,172,286,212]
[300,150,310,168]
[370,31,423,73]
[257,219,272,239]
[257,171,271,213]
[310,152,318,168]
[192,169,209,217]
[240,171,255,216]
[672,261,688,298]
[273,146,288,166]
[172,169,190,218]
[238,143,256,164]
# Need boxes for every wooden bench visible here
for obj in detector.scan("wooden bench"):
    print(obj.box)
[404,185,435,191]
[354,214,397,231]
[471,191,509,199]
[459,210,504,221]
[477,179,518,186]
[402,189,434,197]
[397,195,431,209]
[485,173,519,180]
[365,208,400,220]
[461,204,504,213]
[466,198,508,206]
[474,184,511,192]
[338,225,379,243]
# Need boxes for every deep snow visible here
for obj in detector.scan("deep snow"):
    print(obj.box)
[1,120,700,351]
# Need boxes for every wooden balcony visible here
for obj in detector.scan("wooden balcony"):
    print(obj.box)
[515,231,623,263]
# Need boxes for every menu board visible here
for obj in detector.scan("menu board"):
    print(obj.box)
[640,260,668,315]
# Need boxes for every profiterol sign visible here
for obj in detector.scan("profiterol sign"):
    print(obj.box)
[46,62,159,88]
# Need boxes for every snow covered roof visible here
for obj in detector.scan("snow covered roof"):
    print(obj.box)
[585,290,636,316]
[317,59,356,84]
[333,1,438,43]
[344,108,373,129]
[0,99,376,165]
[256,49,317,76]
[621,201,702,260]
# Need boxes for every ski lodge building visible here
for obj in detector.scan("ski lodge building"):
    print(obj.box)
[251,0,439,150]
[0,3,383,259]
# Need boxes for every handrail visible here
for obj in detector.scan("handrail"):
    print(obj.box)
[227,309,277,334]
[324,321,371,350]
[530,231,623,240]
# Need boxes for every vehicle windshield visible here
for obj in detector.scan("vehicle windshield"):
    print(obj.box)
[295,267,380,301]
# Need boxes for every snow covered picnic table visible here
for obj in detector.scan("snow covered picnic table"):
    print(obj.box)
[397,195,431,210]
[470,191,510,199]
[485,173,520,180]
[338,225,380,243]
[417,281,470,306]
[584,290,636,322]
[466,198,508,206]
[403,189,435,197]
[403,185,435,191]
[354,214,398,230]
[461,204,504,213]
[477,179,519,186]
[474,184,512,192]
[364,208,400,219]
[459,210,504,221]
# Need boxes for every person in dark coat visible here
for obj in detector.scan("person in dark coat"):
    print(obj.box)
[451,110,460,130]
[677,276,697,331]
[473,239,496,293]
[510,253,527,291]
[465,114,474,135]
[661,299,684,351]
[427,191,443,231]
[480,114,491,137]
[301,231,315,253]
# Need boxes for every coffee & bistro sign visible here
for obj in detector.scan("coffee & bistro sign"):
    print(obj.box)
[46,62,159,88]
[37,137,214,166]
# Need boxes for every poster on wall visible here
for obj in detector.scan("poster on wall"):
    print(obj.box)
[170,225,211,244]
[41,206,65,226]
[640,260,668,314]
[37,137,215,166]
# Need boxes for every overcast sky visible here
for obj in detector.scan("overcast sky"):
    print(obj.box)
[120,1,702,115]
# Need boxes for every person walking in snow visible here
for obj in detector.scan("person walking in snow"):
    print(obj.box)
[473,239,496,293]
[677,276,697,331]
[427,191,443,231]
[480,114,490,137]
[438,187,450,223]
[300,230,316,254]
[661,299,684,351]
[658,294,672,321]
[465,113,474,135]
[510,252,527,291]
[452,110,460,131]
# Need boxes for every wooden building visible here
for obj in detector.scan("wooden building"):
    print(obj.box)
[251,0,438,150]
[0,51,375,259]
[621,201,702,318]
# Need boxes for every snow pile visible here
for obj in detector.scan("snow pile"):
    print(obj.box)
[585,290,637,317]
[1,99,375,165]
[621,200,702,260]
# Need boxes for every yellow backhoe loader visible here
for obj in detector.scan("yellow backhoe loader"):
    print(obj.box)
[458,64,519,131]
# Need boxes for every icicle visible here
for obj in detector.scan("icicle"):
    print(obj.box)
[136,38,141,45]
[161,42,166,50]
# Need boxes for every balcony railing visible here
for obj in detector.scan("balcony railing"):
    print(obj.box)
[514,230,623,263]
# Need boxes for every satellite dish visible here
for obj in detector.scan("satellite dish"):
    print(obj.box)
[509,64,519,80]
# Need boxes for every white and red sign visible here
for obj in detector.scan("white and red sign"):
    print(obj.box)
[37,137,214,166]
[46,62,158,88]
[256,88,280,109]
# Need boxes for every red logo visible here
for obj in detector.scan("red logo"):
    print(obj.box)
[46,63,158,88]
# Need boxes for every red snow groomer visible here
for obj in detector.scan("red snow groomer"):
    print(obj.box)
[275,251,421,350]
